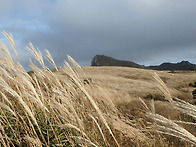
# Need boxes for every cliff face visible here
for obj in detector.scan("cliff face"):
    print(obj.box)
[91,55,144,68]
[91,55,196,71]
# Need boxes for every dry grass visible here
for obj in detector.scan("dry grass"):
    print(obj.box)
[146,72,196,146]
[80,60,196,146]
[0,32,196,146]
[0,32,147,146]
[81,66,196,104]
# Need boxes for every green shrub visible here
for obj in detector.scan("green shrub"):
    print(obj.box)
[192,89,196,99]
[83,78,92,84]
[189,83,194,87]
[189,82,196,87]
[146,93,153,99]
[27,70,34,76]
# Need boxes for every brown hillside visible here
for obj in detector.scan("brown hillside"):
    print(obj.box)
[77,66,196,104]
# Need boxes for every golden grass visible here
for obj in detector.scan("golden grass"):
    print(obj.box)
[0,31,195,146]
[81,66,196,103]
[0,32,146,146]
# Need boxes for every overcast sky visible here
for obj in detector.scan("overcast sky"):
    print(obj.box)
[0,0,196,70]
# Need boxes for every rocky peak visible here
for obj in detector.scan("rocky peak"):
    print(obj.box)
[91,55,144,68]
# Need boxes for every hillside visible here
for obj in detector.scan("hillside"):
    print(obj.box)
[78,67,196,145]
[91,55,196,71]
[79,66,196,104]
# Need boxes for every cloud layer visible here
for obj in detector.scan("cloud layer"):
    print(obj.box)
[0,0,196,70]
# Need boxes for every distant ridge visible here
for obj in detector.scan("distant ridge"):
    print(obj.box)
[91,55,144,68]
[91,55,196,71]
[147,61,196,71]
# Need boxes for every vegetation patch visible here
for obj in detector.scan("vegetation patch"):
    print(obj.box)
[83,78,92,85]
[192,89,196,99]
[189,81,196,87]
[27,70,34,76]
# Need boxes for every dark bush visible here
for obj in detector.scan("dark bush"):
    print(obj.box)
[189,82,196,87]
[146,93,153,99]
[192,89,196,99]
[189,83,194,87]
[83,78,92,85]
[27,70,34,76]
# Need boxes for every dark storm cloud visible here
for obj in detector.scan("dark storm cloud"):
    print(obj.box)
[0,0,196,69]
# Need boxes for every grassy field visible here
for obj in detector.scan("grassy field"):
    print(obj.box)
[80,66,196,103]
[0,32,196,146]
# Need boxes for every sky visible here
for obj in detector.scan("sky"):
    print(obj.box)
[0,0,196,70]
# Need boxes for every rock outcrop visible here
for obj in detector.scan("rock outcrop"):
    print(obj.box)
[91,55,144,68]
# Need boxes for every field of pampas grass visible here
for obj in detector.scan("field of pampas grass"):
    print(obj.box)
[0,32,196,147]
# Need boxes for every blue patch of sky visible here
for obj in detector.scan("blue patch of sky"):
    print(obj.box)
[2,17,49,33]
[50,0,56,3]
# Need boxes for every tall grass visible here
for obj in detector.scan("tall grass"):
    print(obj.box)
[0,32,147,146]
[145,72,196,146]
[0,32,195,146]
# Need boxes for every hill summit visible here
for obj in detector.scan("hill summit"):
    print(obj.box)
[91,55,144,68]
[91,55,196,71]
